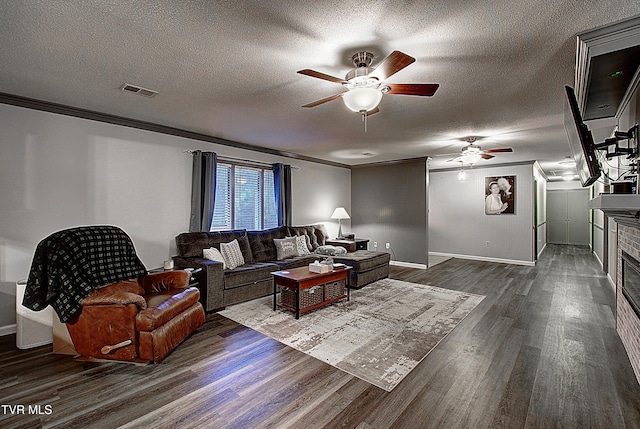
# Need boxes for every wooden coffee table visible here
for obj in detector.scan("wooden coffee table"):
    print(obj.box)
[272,266,351,319]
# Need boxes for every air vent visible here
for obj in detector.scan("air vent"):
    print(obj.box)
[120,83,158,98]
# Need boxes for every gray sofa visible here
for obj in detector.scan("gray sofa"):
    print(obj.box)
[173,225,390,312]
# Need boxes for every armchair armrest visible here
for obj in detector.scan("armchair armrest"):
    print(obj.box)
[81,289,147,310]
[140,271,190,293]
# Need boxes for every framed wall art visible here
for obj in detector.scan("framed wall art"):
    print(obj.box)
[485,176,515,215]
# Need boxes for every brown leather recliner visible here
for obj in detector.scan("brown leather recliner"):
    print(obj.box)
[65,270,205,363]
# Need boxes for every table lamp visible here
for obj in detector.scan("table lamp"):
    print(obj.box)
[331,207,350,239]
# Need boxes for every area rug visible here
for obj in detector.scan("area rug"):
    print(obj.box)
[219,278,485,391]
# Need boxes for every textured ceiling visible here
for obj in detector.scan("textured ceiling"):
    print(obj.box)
[1,1,640,175]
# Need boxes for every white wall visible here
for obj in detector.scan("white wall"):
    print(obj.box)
[0,103,350,331]
[429,163,535,265]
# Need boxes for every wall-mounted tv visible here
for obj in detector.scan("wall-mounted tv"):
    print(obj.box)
[564,85,601,187]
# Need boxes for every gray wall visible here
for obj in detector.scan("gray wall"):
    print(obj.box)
[351,159,428,266]
[0,103,351,333]
[430,163,535,265]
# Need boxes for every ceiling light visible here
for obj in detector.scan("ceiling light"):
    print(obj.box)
[342,87,383,113]
[460,145,482,164]
[461,153,482,164]
[457,169,467,181]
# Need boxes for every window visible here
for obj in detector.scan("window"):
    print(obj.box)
[210,162,278,231]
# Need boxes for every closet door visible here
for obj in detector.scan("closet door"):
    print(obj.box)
[567,189,589,245]
[547,190,568,244]
[546,189,589,245]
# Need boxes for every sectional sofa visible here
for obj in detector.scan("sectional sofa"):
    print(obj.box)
[173,225,390,312]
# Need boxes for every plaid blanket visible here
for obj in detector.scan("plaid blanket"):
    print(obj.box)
[23,226,147,323]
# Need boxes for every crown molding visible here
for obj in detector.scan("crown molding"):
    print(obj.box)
[0,92,351,170]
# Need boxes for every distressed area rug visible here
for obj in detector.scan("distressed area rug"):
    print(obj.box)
[219,278,485,391]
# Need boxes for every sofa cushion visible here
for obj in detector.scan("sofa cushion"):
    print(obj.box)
[223,262,278,289]
[313,223,330,246]
[287,226,314,251]
[248,226,288,262]
[175,230,247,258]
[333,250,391,272]
[136,287,201,331]
[275,255,317,270]
[220,239,245,270]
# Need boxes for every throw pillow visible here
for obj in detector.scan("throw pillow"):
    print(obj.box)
[273,237,299,260]
[220,239,245,270]
[295,235,311,256]
[315,245,348,256]
[203,247,226,269]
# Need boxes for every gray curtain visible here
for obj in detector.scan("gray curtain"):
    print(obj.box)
[189,151,217,232]
[273,163,292,226]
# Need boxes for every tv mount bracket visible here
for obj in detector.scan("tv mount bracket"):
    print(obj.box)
[595,124,639,159]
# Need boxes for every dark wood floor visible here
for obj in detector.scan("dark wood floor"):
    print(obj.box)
[2,244,640,428]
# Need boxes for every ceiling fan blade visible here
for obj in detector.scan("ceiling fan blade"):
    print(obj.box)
[301,93,343,108]
[297,69,346,85]
[384,83,439,96]
[484,148,513,153]
[481,154,495,160]
[368,51,415,81]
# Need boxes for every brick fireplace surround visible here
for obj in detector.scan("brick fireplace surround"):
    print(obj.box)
[617,223,640,383]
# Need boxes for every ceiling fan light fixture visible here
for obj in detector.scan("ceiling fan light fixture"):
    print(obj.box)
[342,87,383,113]
[461,153,482,164]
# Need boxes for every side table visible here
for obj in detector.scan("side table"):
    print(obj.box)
[325,238,369,252]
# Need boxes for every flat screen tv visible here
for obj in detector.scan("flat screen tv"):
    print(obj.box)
[564,85,601,187]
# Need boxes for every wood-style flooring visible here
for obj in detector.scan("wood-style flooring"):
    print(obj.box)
[2,244,640,428]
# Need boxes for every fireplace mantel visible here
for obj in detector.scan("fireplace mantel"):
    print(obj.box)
[590,195,640,225]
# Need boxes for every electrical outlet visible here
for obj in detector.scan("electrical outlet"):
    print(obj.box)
[486,241,490,247]
[373,242,378,249]
[386,243,390,249]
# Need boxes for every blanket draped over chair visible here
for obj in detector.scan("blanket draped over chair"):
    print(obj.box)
[23,225,147,323]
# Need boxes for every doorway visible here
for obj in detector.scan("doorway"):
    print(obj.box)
[547,189,590,245]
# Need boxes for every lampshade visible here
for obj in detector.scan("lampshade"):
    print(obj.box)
[342,87,383,113]
[330,207,350,219]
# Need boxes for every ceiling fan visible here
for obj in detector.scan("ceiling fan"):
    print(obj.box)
[298,51,439,118]
[447,137,513,164]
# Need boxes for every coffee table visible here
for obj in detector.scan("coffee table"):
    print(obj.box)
[272,266,351,319]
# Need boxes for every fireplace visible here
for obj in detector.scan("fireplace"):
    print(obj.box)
[622,251,640,319]
[617,224,640,384]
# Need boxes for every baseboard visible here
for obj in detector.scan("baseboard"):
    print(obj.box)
[428,252,535,267]
[0,324,17,337]
[607,273,616,291]
[593,250,604,268]
[537,242,547,258]
[390,260,427,270]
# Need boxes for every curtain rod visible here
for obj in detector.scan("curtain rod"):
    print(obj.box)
[183,150,300,170]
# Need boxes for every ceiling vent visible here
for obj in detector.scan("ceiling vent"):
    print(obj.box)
[120,83,158,98]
